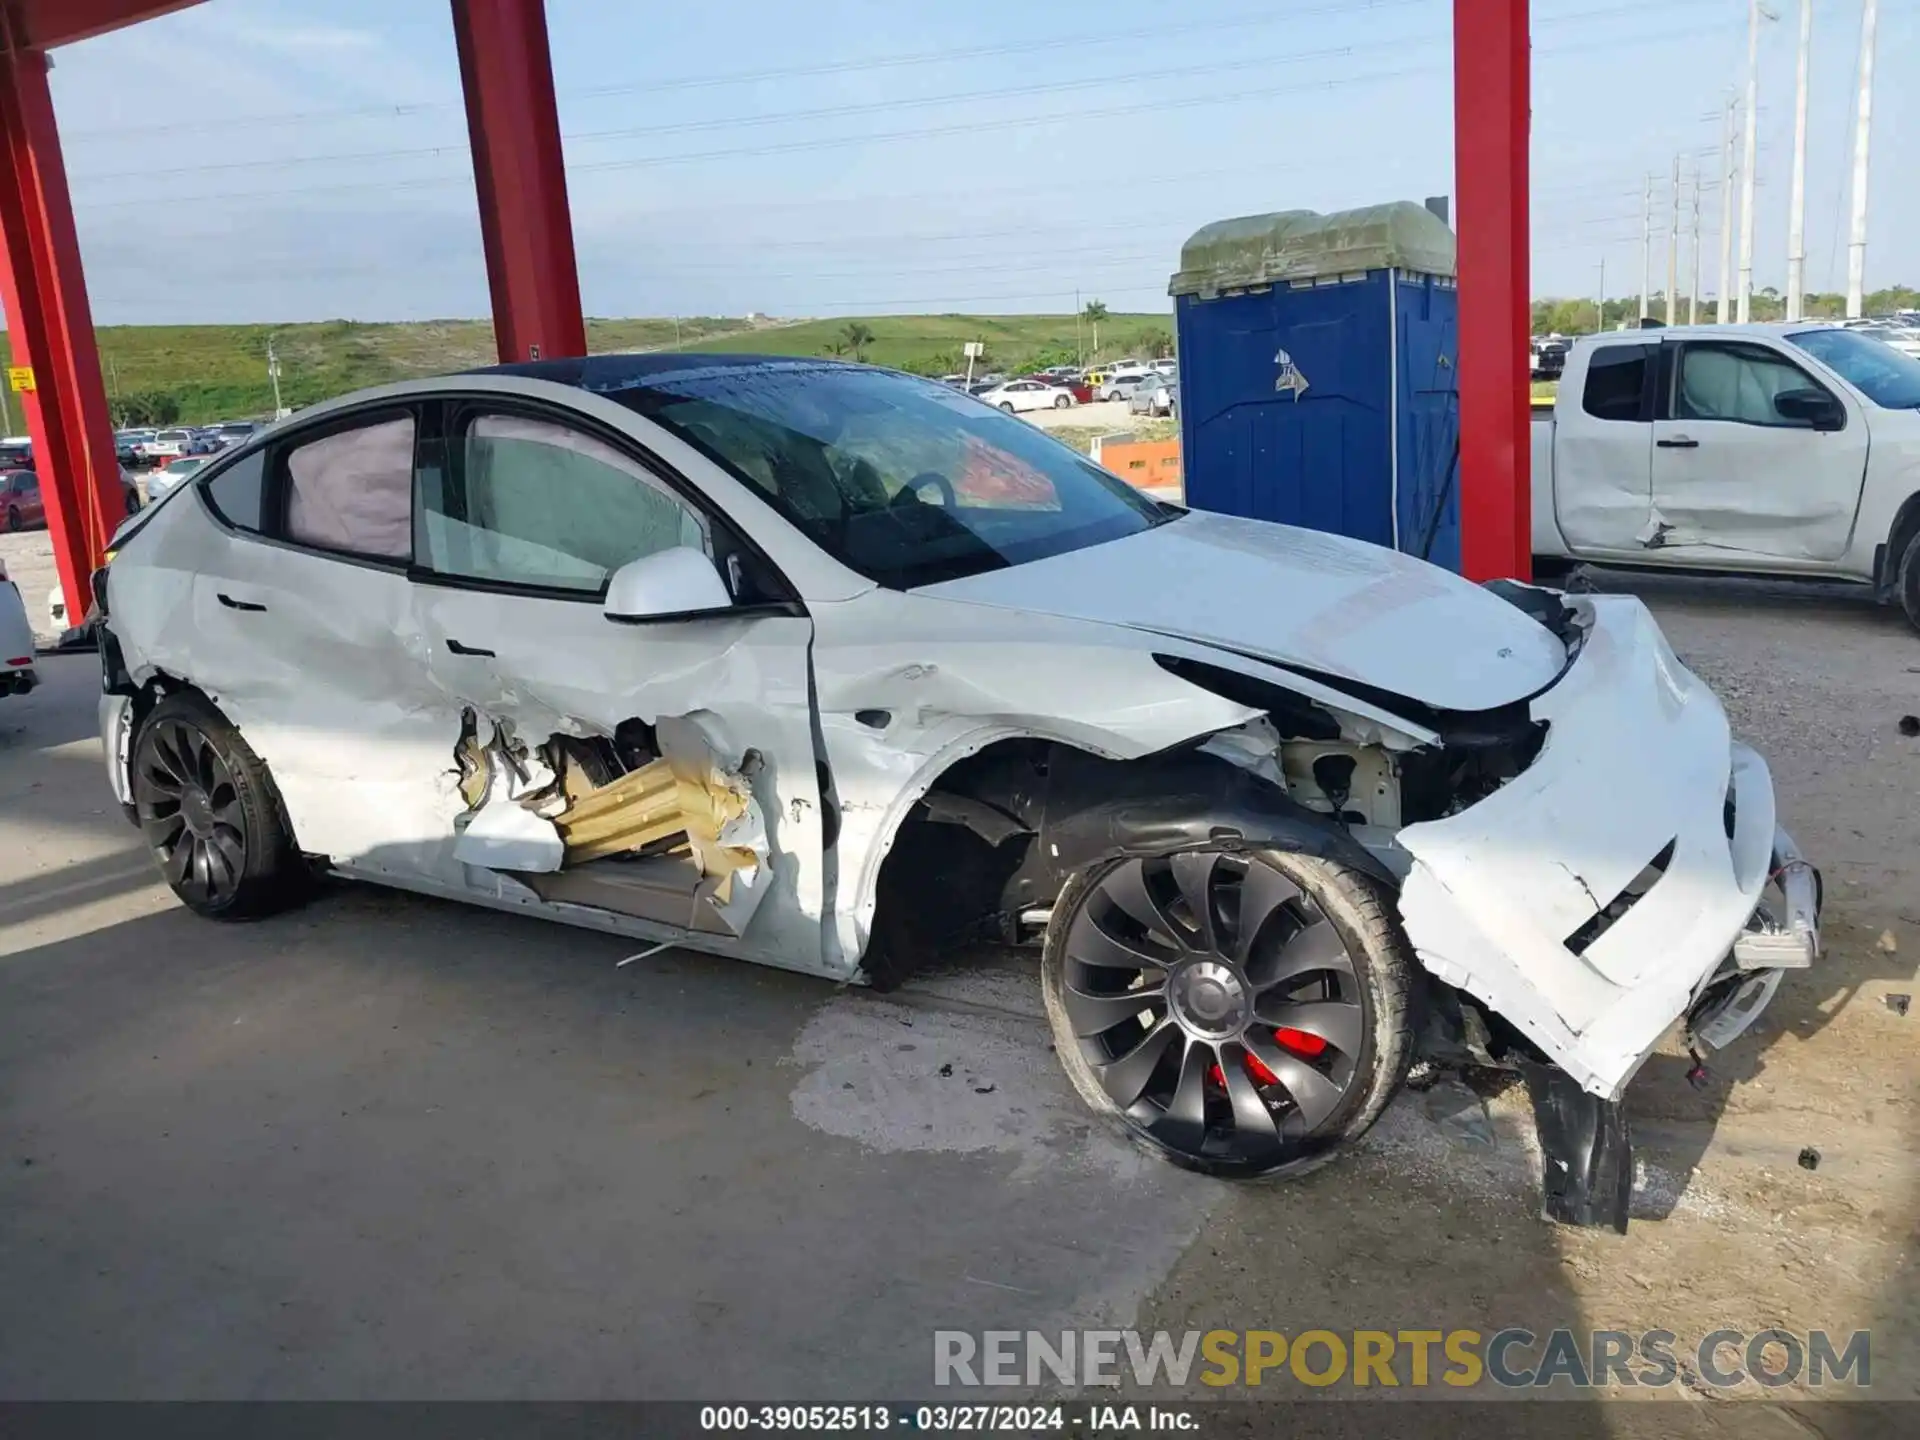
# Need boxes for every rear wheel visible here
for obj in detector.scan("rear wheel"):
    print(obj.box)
[1054,393,1072,408]
[131,692,306,919]
[1043,847,1417,1178]
[5,505,18,532]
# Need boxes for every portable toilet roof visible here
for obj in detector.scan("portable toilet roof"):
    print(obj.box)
[1168,201,1456,299]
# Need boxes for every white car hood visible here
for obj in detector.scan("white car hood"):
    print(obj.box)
[916,510,1567,712]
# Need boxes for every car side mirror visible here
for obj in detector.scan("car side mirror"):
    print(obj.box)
[603,547,732,623]
[1773,388,1844,431]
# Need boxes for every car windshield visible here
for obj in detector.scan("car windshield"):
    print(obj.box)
[612,362,1176,588]
[1789,327,1920,409]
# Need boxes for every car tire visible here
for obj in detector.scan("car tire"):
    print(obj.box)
[1054,394,1071,408]
[4,505,18,533]
[1042,847,1419,1180]
[1896,526,1920,635]
[131,691,307,920]
[999,402,1016,413]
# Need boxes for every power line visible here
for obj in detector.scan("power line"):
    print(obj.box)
[68,16,1741,213]
[60,0,1429,144]
[62,0,1716,147]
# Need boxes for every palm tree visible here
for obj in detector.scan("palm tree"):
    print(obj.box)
[1082,299,1109,357]
[840,321,875,362]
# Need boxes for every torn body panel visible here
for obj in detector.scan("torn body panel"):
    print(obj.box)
[448,708,773,937]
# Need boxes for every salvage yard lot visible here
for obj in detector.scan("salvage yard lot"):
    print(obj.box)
[0,539,1915,1408]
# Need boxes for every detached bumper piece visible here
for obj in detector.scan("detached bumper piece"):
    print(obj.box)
[1522,1061,1632,1234]
[1731,826,1821,971]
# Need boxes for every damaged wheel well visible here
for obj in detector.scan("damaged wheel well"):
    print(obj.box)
[862,736,1395,989]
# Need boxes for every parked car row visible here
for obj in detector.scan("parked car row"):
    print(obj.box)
[1842,317,1920,360]
[116,419,264,469]
[936,358,1177,415]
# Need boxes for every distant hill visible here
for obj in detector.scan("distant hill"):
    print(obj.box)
[0,311,1173,427]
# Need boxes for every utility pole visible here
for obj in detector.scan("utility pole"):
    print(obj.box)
[1736,0,1764,323]
[1640,174,1653,322]
[1846,0,1878,318]
[1718,94,1739,322]
[266,337,284,418]
[1689,160,1703,323]
[1667,154,1681,325]
[1597,257,1607,333]
[1075,287,1083,366]
[1785,0,1812,320]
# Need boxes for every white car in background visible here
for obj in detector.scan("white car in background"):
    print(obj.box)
[145,428,197,461]
[1,554,35,696]
[974,378,1074,413]
[91,354,1818,1232]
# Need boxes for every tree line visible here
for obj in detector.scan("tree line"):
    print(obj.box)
[1533,284,1918,335]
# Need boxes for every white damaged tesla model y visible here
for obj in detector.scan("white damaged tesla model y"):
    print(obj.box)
[93,356,1820,1228]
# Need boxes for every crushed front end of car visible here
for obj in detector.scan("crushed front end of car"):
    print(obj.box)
[1390,588,1820,1230]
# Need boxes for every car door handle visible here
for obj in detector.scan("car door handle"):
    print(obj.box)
[446,638,496,657]
[216,592,267,612]
[1657,436,1700,449]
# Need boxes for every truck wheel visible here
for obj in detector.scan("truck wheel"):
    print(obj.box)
[1042,847,1419,1179]
[1897,528,1920,636]
[131,691,307,919]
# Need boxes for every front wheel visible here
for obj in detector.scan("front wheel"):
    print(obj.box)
[131,691,307,919]
[1896,526,1920,635]
[1054,394,1072,408]
[999,401,1016,413]
[1042,847,1418,1179]
[4,505,18,533]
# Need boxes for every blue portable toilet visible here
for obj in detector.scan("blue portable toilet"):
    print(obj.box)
[1170,202,1462,571]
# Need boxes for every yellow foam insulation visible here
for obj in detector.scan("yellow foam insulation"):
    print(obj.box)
[551,755,758,883]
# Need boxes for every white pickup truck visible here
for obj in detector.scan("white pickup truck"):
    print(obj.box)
[1532,323,1920,631]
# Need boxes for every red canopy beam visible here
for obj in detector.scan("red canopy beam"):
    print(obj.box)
[1452,0,1532,582]
[452,0,586,364]
[0,25,123,617]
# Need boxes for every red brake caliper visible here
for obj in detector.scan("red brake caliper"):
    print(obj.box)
[1210,1027,1328,1087]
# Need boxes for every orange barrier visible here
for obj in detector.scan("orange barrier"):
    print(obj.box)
[1092,436,1182,493]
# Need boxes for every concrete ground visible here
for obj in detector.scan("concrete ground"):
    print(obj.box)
[1,523,1915,1418]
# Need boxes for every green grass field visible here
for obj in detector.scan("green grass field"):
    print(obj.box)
[0,311,1172,427]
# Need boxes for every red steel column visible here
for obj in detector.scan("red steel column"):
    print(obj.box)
[1452,0,1531,582]
[451,0,586,364]
[0,32,122,618]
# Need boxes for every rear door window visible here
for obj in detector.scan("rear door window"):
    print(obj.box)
[1581,345,1653,421]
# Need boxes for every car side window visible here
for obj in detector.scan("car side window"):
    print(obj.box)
[203,451,268,532]
[284,414,416,559]
[1581,345,1652,422]
[1673,343,1833,427]
[418,411,708,593]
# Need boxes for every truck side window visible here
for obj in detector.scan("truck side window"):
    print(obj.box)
[1582,345,1652,421]
[1674,343,1831,427]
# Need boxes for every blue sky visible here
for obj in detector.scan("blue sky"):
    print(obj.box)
[49,0,1919,324]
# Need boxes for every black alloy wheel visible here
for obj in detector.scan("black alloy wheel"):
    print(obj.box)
[130,693,304,918]
[136,716,251,910]
[1046,849,1411,1177]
